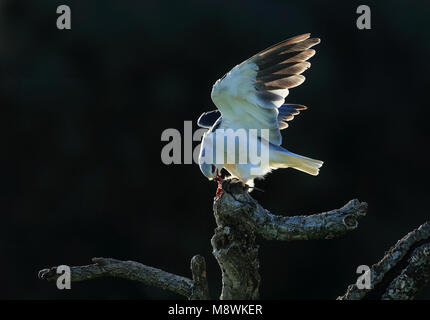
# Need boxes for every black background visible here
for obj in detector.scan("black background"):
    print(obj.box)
[2,0,430,299]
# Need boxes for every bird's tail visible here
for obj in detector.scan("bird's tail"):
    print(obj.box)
[270,147,323,176]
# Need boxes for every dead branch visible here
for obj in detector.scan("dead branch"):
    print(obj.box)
[38,178,430,300]
[38,255,210,300]
[338,222,430,300]
[211,178,368,299]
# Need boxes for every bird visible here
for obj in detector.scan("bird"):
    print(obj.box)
[197,33,323,194]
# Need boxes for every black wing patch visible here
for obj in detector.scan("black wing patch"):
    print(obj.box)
[197,110,221,128]
[278,104,307,129]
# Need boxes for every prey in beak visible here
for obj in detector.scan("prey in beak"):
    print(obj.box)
[214,168,224,199]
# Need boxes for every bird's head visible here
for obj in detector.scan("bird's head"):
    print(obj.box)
[198,135,223,180]
[199,162,222,181]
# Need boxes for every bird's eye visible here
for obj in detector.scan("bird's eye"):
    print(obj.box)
[211,165,216,173]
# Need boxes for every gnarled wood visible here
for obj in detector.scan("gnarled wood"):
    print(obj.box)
[39,255,210,300]
[339,222,430,300]
[38,179,430,300]
[211,178,367,299]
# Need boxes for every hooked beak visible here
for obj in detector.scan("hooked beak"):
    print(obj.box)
[209,168,220,181]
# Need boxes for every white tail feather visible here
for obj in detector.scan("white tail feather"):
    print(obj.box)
[271,150,323,176]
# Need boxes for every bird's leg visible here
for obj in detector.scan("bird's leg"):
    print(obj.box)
[215,172,224,199]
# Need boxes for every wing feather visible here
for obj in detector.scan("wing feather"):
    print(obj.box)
[278,104,307,129]
[211,34,319,145]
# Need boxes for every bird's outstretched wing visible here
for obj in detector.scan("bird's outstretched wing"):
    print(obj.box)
[211,33,319,145]
[197,103,307,130]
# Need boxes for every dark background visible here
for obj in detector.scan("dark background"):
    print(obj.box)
[1,0,430,299]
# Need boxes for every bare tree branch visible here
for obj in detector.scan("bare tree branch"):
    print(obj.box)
[338,222,430,300]
[217,179,368,241]
[211,179,368,299]
[382,242,430,299]
[38,177,430,300]
[190,255,211,300]
[38,255,210,300]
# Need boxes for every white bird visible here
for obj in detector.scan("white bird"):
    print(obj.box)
[197,33,323,191]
